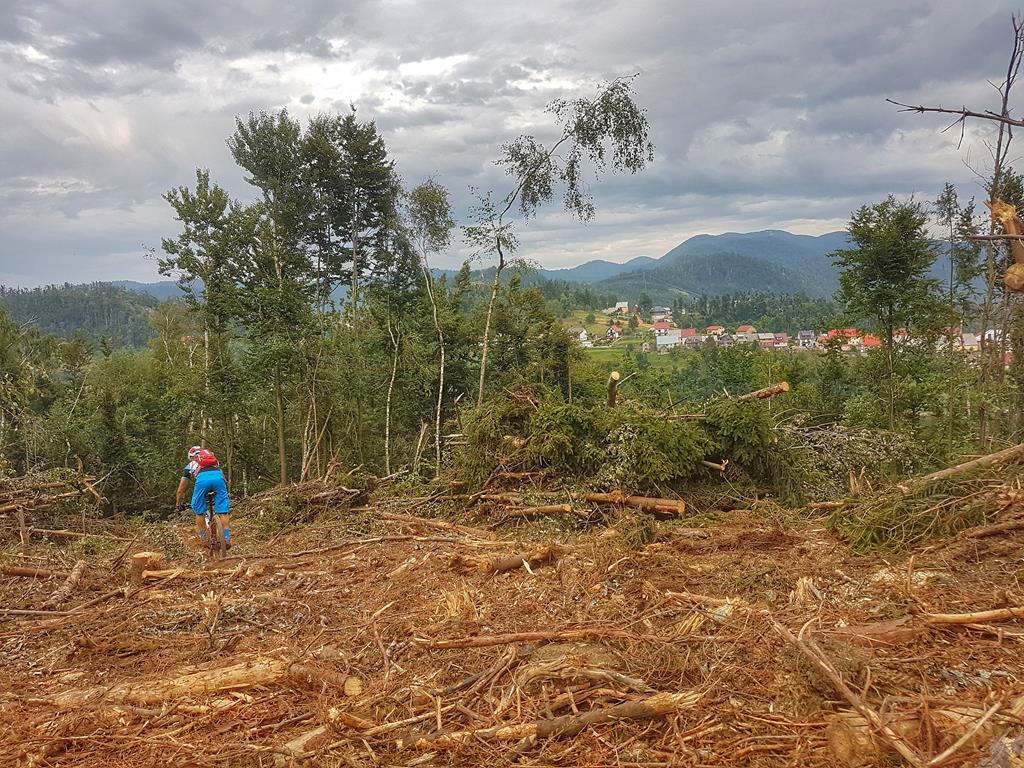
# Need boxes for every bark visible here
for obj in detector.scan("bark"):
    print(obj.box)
[42,559,86,609]
[585,491,685,517]
[922,606,1024,625]
[403,691,701,749]
[129,552,167,585]
[897,443,1024,494]
[736,381,791,402]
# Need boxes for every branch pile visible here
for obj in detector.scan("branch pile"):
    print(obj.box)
[828,443,1024,550]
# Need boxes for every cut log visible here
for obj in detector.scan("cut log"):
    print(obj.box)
[586,491,685,517]
[129,552,167,584]
[897,443,1024,495]
[504,504,587,521]
[483,545,564,574]
[42,559,86,609]
[737,382,790,402]
[808,501,847,511]
[401,690,701,749]
[37,657,294,707]
[607,371,621,408]
[1,566,68,580]
[701,460,728,472]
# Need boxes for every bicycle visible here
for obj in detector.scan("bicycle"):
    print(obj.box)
[203,489,227,561]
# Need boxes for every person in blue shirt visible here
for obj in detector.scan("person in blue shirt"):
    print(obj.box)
[174,446,231,548]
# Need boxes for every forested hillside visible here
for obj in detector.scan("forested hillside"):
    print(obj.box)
[0,283,158,347]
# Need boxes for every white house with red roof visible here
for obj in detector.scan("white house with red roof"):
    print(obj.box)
[706,325,725,336]
[652,320,674,336]
[607,325,624,341]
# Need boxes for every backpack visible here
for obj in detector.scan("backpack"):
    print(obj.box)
[194,448,218,468]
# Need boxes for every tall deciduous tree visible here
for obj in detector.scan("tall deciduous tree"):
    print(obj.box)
[833,196,940,429]
[407,180,456,477]
[465,76,654,407]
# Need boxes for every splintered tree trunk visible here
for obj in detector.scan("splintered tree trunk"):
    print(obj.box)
[606,371,621,408]
[736,381,790,401]
[384,319,400,476]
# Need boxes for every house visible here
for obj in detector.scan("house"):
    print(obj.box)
[607,325,624,341]
[679,328,698,338]
[656,330,682,352]
[797,330,816,349]
[614,301,630,314]
[567,326,593,348]
[773,332,790,350]
[706,325,725,336]
[736,324,756,334]
[757,332,775,350]
[716,333,735,348]
[961,332,981,353]
[652,320,674,336]
[735,331,758,346]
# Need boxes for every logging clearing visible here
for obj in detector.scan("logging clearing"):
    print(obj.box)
[5,439,1024,768]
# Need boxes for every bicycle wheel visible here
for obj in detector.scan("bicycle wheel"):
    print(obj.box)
[210,512,226,560]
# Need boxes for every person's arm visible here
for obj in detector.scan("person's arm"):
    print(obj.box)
[175,477,189,508]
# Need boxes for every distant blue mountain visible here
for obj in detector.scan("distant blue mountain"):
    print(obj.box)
[596,230,852,300]
[104,230,857,303]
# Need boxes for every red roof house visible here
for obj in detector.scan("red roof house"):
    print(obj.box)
[736,324,756,333]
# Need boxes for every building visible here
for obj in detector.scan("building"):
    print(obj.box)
[650,306,672,322]
[961,332,981,353]
[706,325,725,336]
[679,328,698,338]
[716,333,736,348]
[796,330,816,349]
[652,320,674,336]
[614,301,630,314]
[656,330,682,352]
[736,324,756,334]
[860,334,882,351]
[607,325,624,341]
[756,332,775,350]
[773,332,790,350]
[567,327,593,348]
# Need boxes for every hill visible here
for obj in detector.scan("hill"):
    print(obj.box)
[0,283,159,346]
[596,230,850,301]
[535,255,658,283]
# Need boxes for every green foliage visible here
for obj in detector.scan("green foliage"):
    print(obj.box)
[0,283,157,346]
[599,415,712,491]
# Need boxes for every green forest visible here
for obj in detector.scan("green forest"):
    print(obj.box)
[2,77,1023,524]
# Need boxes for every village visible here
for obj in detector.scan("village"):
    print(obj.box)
[566,300,989,356]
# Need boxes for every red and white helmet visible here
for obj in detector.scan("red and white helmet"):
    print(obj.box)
[187,445,203,462]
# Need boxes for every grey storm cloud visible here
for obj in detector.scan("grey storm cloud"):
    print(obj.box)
[0,0,1019,285]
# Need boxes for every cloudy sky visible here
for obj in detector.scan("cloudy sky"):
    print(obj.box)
[0,0,1018,286]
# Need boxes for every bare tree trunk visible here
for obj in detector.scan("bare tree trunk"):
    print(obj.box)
[419,249,447,479]
[274,365,287,485]
[477,244,506,409]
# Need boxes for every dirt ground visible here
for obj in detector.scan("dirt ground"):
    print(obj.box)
[2,497,1024,767]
